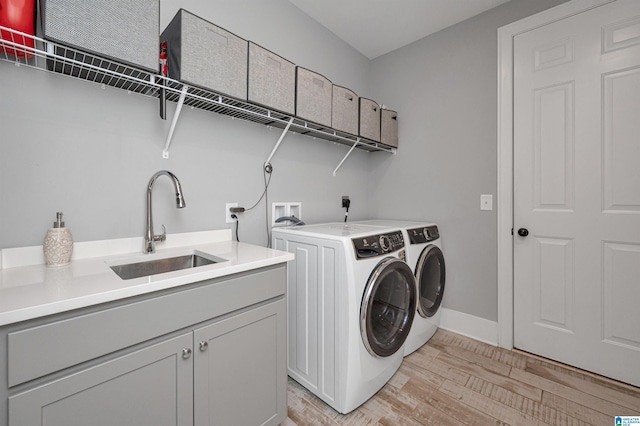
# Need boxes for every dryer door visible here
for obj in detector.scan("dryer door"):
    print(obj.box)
[360,257,416,357]
[415,245,446,318]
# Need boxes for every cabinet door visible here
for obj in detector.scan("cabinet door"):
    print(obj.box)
[194,298,286,426]
[9,333,194,426]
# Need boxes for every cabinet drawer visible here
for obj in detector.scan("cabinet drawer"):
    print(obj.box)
[8,266,285,387]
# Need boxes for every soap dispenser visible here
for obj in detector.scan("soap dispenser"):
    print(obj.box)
[43,212,74,267]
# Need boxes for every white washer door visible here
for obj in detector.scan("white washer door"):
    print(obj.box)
[360,257,416,357]
[415,245,446,318]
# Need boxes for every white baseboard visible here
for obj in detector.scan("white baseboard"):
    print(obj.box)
[439,308,499,347]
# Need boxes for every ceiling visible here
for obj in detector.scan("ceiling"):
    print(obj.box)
[288,0,512,59]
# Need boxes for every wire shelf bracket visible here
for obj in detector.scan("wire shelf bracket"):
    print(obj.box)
[333,140,361,176]
[162,85,189,159]
[264,117,294,169]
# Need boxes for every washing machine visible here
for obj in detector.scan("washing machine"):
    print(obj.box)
[354,220,446,356]
[272,223,416,414]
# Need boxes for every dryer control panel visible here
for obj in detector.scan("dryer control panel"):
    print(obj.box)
[407,225,439,244]
[353,231,404,259]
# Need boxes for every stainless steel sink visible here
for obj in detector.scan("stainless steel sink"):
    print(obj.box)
[109,252,220,280]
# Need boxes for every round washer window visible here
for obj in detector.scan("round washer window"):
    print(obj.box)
[360,257,416,357]
[416,245,445,318]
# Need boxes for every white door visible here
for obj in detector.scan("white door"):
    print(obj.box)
[513,0,640,387]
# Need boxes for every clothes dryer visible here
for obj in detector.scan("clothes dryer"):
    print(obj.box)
[272,223,416,414]
[354,220,446,356]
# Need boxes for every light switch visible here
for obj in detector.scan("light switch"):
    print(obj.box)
[480,194,493,211]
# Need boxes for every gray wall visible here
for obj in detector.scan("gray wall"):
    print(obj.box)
[0,0,567,323]
[367,0,568,321]
[0,0,377,250]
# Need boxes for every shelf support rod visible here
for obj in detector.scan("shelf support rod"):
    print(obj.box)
[162,85,189,159]
[264,117,294,167]
[333,139,360,176]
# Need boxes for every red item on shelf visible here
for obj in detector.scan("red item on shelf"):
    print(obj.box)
[159,41,168,76]
[0,0,36,58]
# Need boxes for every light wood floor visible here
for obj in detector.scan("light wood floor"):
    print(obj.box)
[283,329,640,425]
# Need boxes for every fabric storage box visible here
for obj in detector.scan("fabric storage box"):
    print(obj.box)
[381,109,398,148]
[331,85,358,135]
[40,0,159,72]
[359,98,381,142]
[295,67,332,127]
[248,42,295,115]
[161,9,248,100]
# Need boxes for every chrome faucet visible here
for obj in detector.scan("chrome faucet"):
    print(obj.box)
[144,170,186,253]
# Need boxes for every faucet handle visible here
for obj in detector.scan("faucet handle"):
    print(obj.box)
[154,224,167,242]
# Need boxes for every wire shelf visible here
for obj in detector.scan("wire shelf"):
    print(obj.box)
[1,25,396,154]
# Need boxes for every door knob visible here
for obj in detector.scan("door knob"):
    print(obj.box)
[517,228,529,237]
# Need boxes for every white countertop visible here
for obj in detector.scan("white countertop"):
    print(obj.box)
[0,230,293,327]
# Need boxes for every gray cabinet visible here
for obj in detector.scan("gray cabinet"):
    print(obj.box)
[9,333,194,426]
[194,299,286,426]
[1,265,287,426]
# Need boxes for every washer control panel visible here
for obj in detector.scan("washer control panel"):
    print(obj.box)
[353,231,404,259]
[407,225,439,244]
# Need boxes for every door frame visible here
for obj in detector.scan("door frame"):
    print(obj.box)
[496,0,615,349]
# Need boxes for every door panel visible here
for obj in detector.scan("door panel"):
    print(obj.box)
[193,299,287,426]
[602,16,640,52]
[603,242,640,348]
[9,333,193,426]
[533,38,574,71]
[603,68,640,212]
[514,0,640,387]
[533,82,574,210]
[533,237,574,332]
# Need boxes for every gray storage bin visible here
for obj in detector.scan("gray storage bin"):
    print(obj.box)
[381,109,398,148]
[332,85,358,135]
[296,67,332,127]
[161,9,248,100]
[359,98,381,142]
[40,0,159,72]
[248,42,295,115]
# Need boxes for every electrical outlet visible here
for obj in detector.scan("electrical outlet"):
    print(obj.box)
[226,203,238,223]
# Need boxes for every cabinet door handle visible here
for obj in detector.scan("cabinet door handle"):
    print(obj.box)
[182,348,192,359]
[199,341,209,351]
